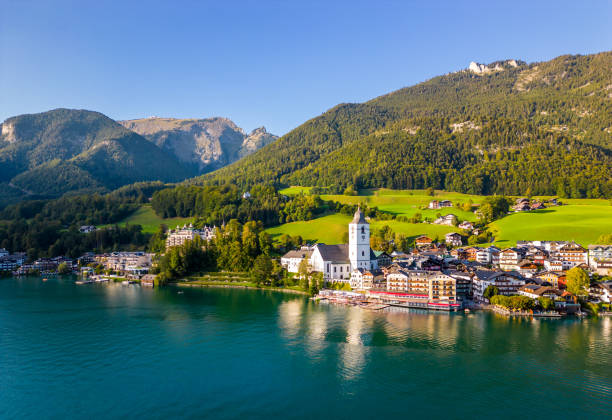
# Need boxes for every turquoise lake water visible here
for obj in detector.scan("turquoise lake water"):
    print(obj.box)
[0,276,611,419]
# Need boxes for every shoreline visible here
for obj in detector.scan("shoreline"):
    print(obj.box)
[172,281,309,296]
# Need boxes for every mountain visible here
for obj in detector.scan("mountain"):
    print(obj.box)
[119,117,278,173]
[0,109,196,201]
[200,52,612,198]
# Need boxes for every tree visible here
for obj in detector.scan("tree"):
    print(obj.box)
[57,262,71,275]
[538,297,555,311]
[483,285,500,300]
[596,233,612,245]
[298,258,310,291]
[251,254,272,286]
[566,267,590,297]
[426,187,434,196]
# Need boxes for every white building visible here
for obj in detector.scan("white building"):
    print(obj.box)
[445,232,462,247]
[544,260,564,272]
[476,246,500,266]
[280,247,313,273]
[0,248,9,258]
[309,208,378,282]
[433,214,457,226]
[588,245,612,269]
[165,224,215,249]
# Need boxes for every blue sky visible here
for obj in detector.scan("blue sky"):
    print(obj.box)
[1,0,610,135]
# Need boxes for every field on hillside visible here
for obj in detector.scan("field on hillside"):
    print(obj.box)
[102,205,194,234]
[265,213,457,244]
[281,187,485,221]
[277,187,611,246]
[490,202,612,247]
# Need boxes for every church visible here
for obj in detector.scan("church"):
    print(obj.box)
[309,207,378,281]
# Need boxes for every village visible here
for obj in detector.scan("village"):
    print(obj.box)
[279,207,612,317]
[1,202,611,317]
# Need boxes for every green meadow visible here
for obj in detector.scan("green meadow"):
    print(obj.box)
[490,202,612,247]
[101,205,194,234]
[265,213,457,244]
[281,187,483,222]
[110,188,610,246]
[277,187,611,246]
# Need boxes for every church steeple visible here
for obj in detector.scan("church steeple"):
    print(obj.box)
[349,206,370,270]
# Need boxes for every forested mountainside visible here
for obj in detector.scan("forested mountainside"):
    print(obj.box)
[200,52,612,197]
[119,117,277,173]
[0,110,278,207]
[0,109,195,203]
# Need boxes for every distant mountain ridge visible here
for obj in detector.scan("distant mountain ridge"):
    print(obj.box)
[0,109,277,206]
[119,117,277,172]
[200,51,612,198]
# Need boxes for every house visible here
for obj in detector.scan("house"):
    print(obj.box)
[415,236,433,247]
[588,245,612,272]
[79,225,97,233]
[350,269,384,290]
[554,242,588,269]
[433,214,457,226]
[309,208,378,281]
[0,254,25,271]
[445,232,462,247]
[450,248,468,260]
[428,200,452,210]
[0,248,10,258]
[513,202,531,212]
[526,248,548,265]
[242,191,251,199]
[544,260,564,272]
[499,248,524,271]
[165,224,215,249]
[589,281,612,303]
[518,285,561,300]
[280,248,313,273]
[458,221,474,231]
[591,260,612,276]
[517,260,538,277]
[464,247,479,261]
[95,252,153,275]
[476,246,500,266]
[535,271,565,288]
[472,270,525,303]
[374,251,392,267]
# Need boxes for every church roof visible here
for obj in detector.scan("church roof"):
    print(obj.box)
[350,207,367,224]
[315,244,350,263]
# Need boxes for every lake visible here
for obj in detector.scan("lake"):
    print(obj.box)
[1,277,610,419]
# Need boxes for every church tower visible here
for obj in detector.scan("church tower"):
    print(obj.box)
[349,207,370,270]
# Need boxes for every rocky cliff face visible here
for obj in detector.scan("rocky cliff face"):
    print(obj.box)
[468,59,522,74]
[120,117,278,173]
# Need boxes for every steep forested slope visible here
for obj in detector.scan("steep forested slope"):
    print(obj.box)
[0,109,196,199]
[201,52,612,197]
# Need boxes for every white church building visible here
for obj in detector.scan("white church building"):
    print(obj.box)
[309,208,378,282]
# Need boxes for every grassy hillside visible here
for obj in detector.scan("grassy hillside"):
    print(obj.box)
[202,52,612,198]
[282,187,483,221]
[101,205,193,234]
[490,202,612,247]
[265,213,458,245]
[274,188,610,246]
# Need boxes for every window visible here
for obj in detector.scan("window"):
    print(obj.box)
[334,267,336,273]
[361,226,365,234]
[362,250,365,257]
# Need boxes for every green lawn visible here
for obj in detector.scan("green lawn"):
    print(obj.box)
[100,205,194,234]
[490,202,612,247]
[265,213,458,244]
